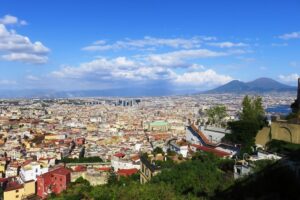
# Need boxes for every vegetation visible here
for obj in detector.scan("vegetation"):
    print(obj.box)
[50,152,234,200]
[214,160,300,200]
[291,98,300,114]
[60,156,103,163]
[224,95,266,156]
[206,105,227,125]
[153,147,164,155]
[266,139,300,154]
[50,151,300,200]
[239,95,265,123]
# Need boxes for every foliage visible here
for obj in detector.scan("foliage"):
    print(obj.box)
[61,156,103,163]
[266,139,300,154]
[151,152,233,198]
[240,96,265,123]
[291,99,300,114]
[153,147,164,155]
[49,153,234,200]
[166,149,176,156]
[252,159,276,173]
[214,160,300,200]
[154,158,176,169]
[224,95,266,156]
[225,120,261,155]
[206,105,227,124]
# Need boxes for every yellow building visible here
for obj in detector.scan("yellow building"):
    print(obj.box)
[140,156,161,184]
[0,159,6,174]
[45,134,66,140]
[4,180,35,200]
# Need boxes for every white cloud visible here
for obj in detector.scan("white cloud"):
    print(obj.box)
[187,64,205,71]
[174,69,233,87]
[278,31,300,40]
[2,53,48,64]
[207,42,248,48]
[279,73,299,83]
[0,24,49,64]
[52,56,177,83]
[146,49,244,66]
[82,36,203,51]
[0,14,27,25]
[51,54,232,90]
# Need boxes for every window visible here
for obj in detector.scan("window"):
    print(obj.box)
[16,190,19,193]
[16,195,19,198]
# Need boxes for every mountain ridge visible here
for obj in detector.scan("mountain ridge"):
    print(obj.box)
[204,77,296,94]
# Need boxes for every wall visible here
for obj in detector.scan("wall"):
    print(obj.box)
[256,122,300,147]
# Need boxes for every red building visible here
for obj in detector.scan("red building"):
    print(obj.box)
[37,167,71,199]
[75,138,85,145]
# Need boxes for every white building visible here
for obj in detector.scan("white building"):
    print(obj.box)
[111,154,140,171]
[20,162,49,182]
[166,139,188,158]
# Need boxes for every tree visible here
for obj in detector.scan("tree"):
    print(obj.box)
[240,95,265,123]
[206,105,227,125]
[153,147,164,155]
[224,96,266,156]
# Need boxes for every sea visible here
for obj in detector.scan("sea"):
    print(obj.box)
[265,104,291,115]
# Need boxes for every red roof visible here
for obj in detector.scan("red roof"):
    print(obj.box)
[5,181,23,192]
[98,167,111,171]
[0,178,8,183]
[39,167,70,178]
[117,168,138,176]
[74,165,87,172]
[114,152,125,158]
[190,124,216,146]
[191,144,231,157]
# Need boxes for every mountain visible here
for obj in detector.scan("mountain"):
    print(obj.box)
[205,77,297,94]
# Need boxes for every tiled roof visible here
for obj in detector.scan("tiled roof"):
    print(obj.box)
[117,168,138,176]
[191,144,231,157]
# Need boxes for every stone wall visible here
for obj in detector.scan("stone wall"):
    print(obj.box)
[256,122,300,147]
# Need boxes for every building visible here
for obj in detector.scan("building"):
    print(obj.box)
[190,144,231,158]
[186,124,238,156]
[111,153,140,171]
[140,156,161,184]
[234,160,254,179]
[3,180,35,200]
[144,121,169,131]
[20,161,49,182]
[36,167,71,199]
[166,139,188,158]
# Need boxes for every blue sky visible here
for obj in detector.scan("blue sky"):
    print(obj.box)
[0,0,299,93]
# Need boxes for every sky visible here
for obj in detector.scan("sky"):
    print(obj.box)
[0,0,299,94]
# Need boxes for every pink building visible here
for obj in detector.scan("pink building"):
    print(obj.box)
[37,167,71,199]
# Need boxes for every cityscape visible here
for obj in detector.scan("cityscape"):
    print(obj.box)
[0,1,300,200]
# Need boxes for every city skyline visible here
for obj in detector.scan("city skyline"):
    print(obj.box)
[0,0,300,94]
